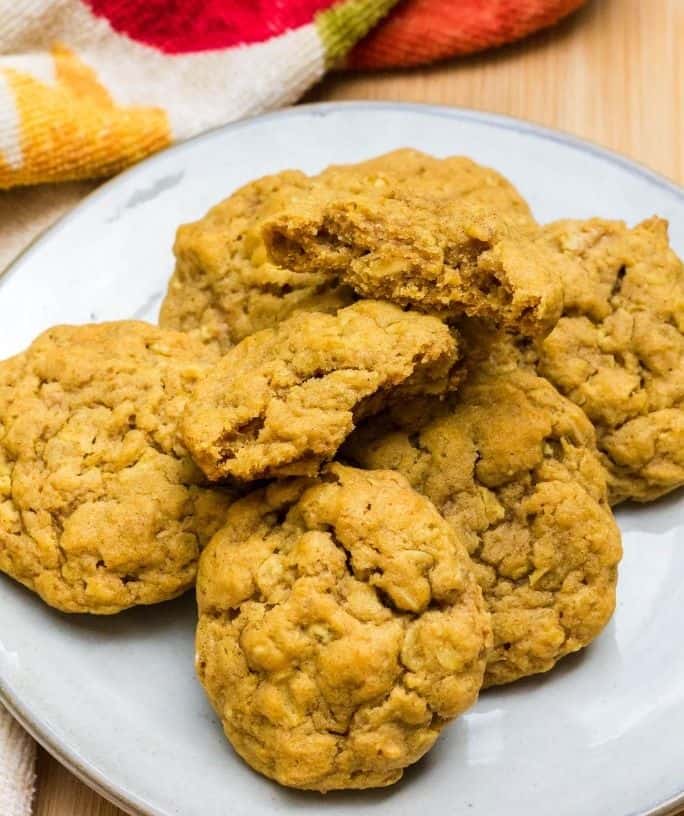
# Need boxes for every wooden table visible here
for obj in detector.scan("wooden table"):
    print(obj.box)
[0,0,679,813]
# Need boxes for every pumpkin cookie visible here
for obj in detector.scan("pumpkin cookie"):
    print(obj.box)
[159,149,534,350]
[0,322,235,614]
[345,359,622,687]
[196,463,491,791]
[535,217,684,503]
[181,301,461,482]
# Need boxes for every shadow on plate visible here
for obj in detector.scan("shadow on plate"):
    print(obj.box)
[274,640,609,806]
[482,644,593,700]
[614,486,684,534]
[0,574,197,642]
[276,733,447,808]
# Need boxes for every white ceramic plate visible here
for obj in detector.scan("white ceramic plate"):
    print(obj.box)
[0,103,682,816]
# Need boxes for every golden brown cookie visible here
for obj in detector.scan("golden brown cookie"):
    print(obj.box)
[316,149,535,226]
[181,301,461,482]
[159,149,534,351]
[535,217,684,503]
[196,463,491,791]
[345,360,622,687]
[159,170,354,353]
[264,188,562,336]
[0,322,235,614]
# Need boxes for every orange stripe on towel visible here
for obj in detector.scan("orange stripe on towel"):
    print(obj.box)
[347,0,588,69]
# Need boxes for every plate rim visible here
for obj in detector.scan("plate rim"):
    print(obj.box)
[0,100,682,816]
[1,100,682,290]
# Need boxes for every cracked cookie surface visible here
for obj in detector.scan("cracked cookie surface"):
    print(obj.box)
[264,187,561,335]
[345,358,622,686]
[159,149,534,351]
[181,301,461,482]
[0,322,235,614]
[534,217,684,503]
[196,463,491,791]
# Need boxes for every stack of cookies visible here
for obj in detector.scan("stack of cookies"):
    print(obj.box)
[1,150,682,792]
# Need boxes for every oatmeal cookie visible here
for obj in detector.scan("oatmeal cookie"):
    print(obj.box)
[263,185,561,335]
[0,322,235,614]
[345,362,622,686]
[196,463,491,791]
[159,150,534,350]
[182,301,461,482]
[159,170,354,353]
[535,217,684,503]
[316,149,535,226]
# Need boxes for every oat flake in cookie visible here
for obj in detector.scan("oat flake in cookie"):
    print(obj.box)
[0,322,235,614]
[196,463,491,791]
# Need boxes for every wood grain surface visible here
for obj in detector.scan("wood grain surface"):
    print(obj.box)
[4,0,680,813]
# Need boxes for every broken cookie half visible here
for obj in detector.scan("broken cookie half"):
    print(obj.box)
[159,149,534,352]
[182,301,461,482]
[263,187,564,336]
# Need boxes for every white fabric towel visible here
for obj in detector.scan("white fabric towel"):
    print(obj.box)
[0,704,35,816]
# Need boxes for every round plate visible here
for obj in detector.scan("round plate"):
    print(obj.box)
[0,102,682,816]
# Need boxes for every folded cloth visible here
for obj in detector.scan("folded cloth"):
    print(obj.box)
[0,706,35,816]
[348,0,588,67]
[0,0,588,190]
